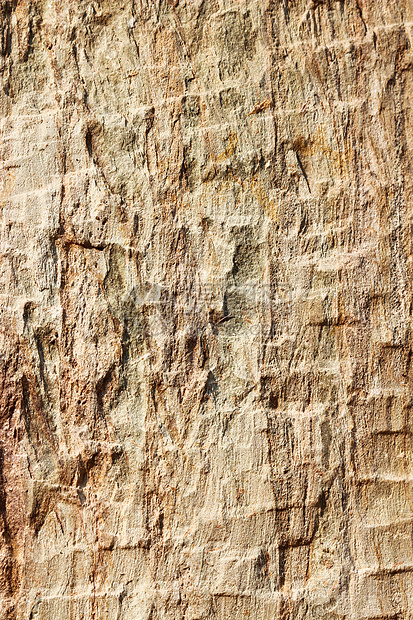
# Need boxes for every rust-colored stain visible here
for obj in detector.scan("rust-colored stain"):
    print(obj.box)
[250,176,278,221]
[292,125,351,178]
[212,132,239,162]
[248,98,273,116]
[0,171,15,208]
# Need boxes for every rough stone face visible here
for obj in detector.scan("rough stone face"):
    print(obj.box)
[0,0,413,618]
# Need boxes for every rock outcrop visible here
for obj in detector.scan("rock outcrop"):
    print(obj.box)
[0,0,413,618]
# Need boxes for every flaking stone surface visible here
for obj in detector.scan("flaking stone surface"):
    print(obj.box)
[0,0,413,618]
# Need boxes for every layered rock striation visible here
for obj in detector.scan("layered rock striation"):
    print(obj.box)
[0,0,413,618]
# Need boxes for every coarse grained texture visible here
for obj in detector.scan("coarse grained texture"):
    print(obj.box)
[0,0,413,618]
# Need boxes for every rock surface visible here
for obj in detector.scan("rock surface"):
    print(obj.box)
[0,0,413,618]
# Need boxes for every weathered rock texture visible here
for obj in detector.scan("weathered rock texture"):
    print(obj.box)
[0,0,413,618]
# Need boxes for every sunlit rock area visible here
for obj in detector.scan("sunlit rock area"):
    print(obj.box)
[0,1,412,618]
